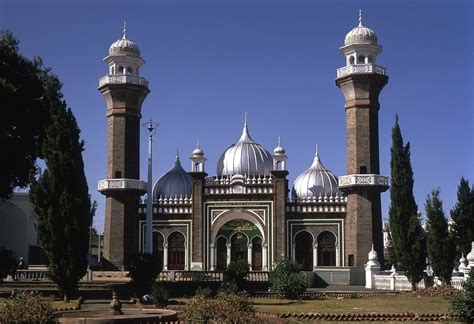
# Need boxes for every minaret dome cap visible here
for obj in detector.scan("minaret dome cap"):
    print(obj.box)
[109,22,141,56]
[344,10,378,46]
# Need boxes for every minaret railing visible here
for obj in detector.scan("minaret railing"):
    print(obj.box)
[336,63,386,78]
[99,74,149,87]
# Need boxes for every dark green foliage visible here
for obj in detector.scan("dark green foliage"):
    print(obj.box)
[227,258,250,290]
[269,258,308,299]
[388,115,426,290]
[450,177,474,257]
[450,268,474,321]
[426,188,454,284]
[0,249,17,281]
[127,253,159,297]
[29,72,94,301]
[194,286,212,298]
[152,283,169,307]
[0,30,47,199]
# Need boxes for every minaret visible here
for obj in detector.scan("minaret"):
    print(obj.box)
[336,11,389,267]
[97,23,150,269]
[272,137,288,171]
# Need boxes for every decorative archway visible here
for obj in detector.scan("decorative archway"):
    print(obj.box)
[216,236,227,270]
[168,232,185,270]
[294,231,314,271]
[317,231,336,266]
[231,232,248,262]
[152,231,164,271]
[252,236,262,270]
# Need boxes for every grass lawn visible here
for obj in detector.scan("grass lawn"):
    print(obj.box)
[252,296,451,314]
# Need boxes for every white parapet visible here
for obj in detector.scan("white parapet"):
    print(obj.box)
[98,74,149,88]
[338,174,389,188]
[98,178,147,194]
[336,63,387,78]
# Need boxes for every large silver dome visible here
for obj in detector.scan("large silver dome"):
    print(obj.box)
[153,155,193,199]
[292,150,341,201]
[217,121,273,177]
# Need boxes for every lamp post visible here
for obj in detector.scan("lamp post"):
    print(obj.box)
[143,119,158,254]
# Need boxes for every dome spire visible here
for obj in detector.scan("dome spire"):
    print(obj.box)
[122,21,127,39]
[176,148,180,161]
[244,112,248,127]
[358,9,363,27]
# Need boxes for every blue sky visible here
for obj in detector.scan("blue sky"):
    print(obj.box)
[2,0,472,232]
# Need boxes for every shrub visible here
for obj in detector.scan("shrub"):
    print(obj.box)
[269,258,308,299]
[450,268,474,322]
[194,286,212,298]
[2,290,55,322]
[227,259,250,290]
[152,283,169,307]
[126,253,159,297]
[0,249,17,281]
[181,286,255,322]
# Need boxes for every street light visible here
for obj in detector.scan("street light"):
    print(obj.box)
[143,119,158,254]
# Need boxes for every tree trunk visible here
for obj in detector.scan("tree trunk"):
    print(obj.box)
[411,281,416,291]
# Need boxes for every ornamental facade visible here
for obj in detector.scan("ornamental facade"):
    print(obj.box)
[98,14,389,280]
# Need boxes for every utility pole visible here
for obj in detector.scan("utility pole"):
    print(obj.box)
[144,119,158,254]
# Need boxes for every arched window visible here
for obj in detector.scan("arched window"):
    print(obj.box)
[252,237,262,270]
[126,67,132,74]
[317,231,336,266]
[118,66,124,74]
[216,236,227,270]
[231,232,248,263]
[349,56,355,65]
[152,232,164,271]
[295,231,313,271]
[357,55,365,64]
[168,232,185,270]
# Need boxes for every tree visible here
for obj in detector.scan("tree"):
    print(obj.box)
[425,188,454,284]
[269,258,308,299]
[0,30,47,199]
[451,177,474,256]
[126,253,159,297]
[450,267,474,322]
[388,115,426,290]
[0,249,17,281]
[29,72,94,301]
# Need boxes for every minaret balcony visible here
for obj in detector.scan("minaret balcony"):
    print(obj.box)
[336,64,386,79]
[98,178,147,195]
[99,74,149,88]
[338,174,389,191]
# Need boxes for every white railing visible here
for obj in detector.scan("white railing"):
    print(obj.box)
[99,74,149,88]
[336,64,387,78]
[97,178,147,193]
[13,269,50,281]
[338,174,389,188]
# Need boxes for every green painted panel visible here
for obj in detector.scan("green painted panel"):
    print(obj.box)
[217,219,261,241]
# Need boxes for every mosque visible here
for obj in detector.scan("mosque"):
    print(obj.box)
[97,13,390,280]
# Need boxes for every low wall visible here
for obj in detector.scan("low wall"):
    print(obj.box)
[313,267,365,286]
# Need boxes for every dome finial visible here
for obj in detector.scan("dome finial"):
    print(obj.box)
[358,9,363,27]
[122,21,127,39]
[176,148,180,160]
[315,144,319,156]
[278,136,281,146]
[244,112,248,127]
[196,138,200,149]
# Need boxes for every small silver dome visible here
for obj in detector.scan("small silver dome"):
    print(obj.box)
[292,150,341,201]
[217,121,273,177]
[153,155,192,199]
[344,11,377,46]
[273,137,286,155]
[192,141,204,156]
[109,23,140,56]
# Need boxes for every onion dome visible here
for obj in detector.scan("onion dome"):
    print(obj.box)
[367,244,380,266]
[109,22,140,56]
[344,10,377,46]
[292,147,341,201]
[273,137,286,155]
[216,119,273,177]
[192,140,204,157]
[467,242,474,266]
[153,154,192,199]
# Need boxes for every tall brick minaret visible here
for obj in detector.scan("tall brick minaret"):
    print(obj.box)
[98,24,149,269]
[336,12,389,267]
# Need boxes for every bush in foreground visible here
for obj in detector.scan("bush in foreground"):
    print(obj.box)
[269,258,308,299]
[0,249,17,282]
[450,268,474,322]
[127,253,159,297]
[227,259,250,290]
[2,290,55,322]
[181,284,255,322]
[152,282,169,307]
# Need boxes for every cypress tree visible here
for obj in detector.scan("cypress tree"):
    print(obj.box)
[425,188,454,284]
[451,177,474,256]
[30,72,94,301]
[388,115,426,290]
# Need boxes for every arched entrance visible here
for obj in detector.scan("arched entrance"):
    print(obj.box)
[168,232,185,270]
[252,237,262,270]
[295,231,313,271]
[216,236,227,270]
[317,231,336,266]
[231,232,248,262]
[152,231,164,271]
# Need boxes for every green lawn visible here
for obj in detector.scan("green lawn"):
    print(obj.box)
[251,296,451,314]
